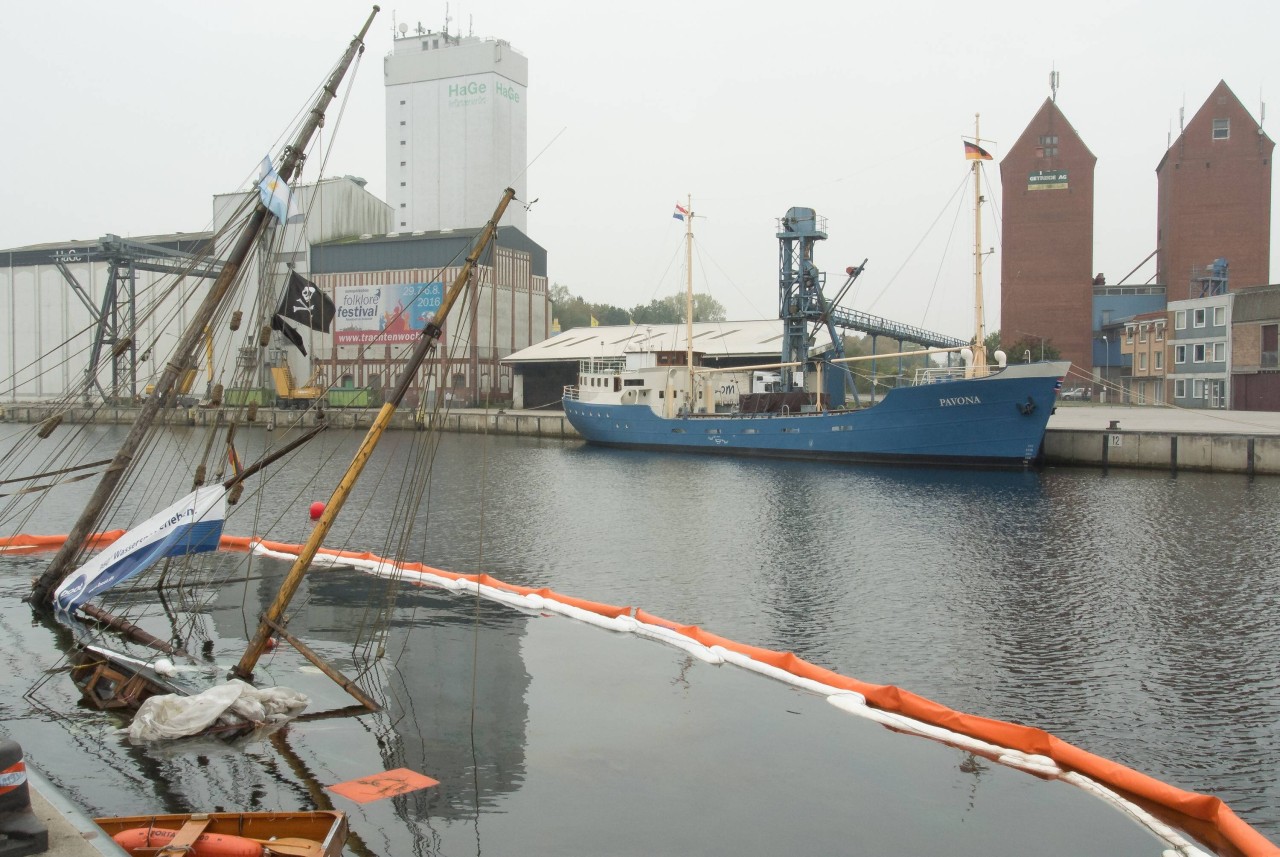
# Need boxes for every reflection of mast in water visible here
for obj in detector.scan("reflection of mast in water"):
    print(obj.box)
[268,731,377,857]
[289,573,534,821]
[958,751,989,814]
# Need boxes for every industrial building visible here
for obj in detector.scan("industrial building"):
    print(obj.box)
[999,97,1098,379]
[1000,79,1274,409]
[0,21,547,408]
[503,320,838,410]
[384,22,528,235]
[1157,81,1274,297]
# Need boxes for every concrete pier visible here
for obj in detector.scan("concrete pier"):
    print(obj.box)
[1043,403,1280,475]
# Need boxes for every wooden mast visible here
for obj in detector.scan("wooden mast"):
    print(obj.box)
[30,6,382,607]
[970,113,989,378]
[230,188,516,694]
[683,195,695,412]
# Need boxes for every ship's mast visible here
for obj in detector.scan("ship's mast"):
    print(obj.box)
[232,188,515,689]
[31,6,382,607]
[970,112,989,377]
[683,194,695,411]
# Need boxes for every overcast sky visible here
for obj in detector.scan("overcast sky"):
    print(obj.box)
[3,0,1276,340]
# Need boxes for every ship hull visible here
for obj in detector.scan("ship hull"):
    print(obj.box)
[564,363,1068,468]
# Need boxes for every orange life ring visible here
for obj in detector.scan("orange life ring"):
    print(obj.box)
[111,826,264,857]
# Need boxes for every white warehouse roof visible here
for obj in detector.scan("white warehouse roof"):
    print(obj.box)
[503,319,836,364]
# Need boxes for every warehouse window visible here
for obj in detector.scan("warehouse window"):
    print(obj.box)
[1212,118,1230,140]
[1038,134,1058,157]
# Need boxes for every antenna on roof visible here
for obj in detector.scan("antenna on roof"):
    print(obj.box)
[1050,67,1059,102]
[469,14,474,37]
[1179,103,1185,132]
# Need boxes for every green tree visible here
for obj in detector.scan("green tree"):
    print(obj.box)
[999,331,1061,363]
[549,283,592,330]
[591,304,631,326]
[629,292,727,324]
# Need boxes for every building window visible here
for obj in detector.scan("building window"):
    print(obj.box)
[1213,341,1226,362]
[400,203,406,208]
[400,120,406,126]
[1126,328,1135,344]
[399,100,406,105]
[1138,327,1148,343]
[1155,350,1164,370]
[1263,323,1279,367]
[400,221,406,227]
[1174,379,1186,398]
[1193,344,1206,363]
[1174,345,1187,363]
[1213,118,1230,140]
[1175,310,1187,329]
[1193,308,1206,327]
[1038,134,1058,157]
[400,141,406,146]
[1213,306,1226,326]
[1155,325,1165,341]
[1194,379,1205,398]
[400,181,406,186]
[1139,352,1148,371]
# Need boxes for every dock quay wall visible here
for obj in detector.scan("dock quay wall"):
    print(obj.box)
[0,404,581,441]
[3,403,1279,475]
[1042,429,1280,475]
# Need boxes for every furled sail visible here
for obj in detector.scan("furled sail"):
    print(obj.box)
[53,486,226,613]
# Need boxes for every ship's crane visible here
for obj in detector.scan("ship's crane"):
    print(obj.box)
[776,206,967,407]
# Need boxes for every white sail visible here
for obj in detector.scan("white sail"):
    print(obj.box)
[53,485,227,613]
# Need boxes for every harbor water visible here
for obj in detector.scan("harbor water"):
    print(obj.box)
[1,424,1278,853]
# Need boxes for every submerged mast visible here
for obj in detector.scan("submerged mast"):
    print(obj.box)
[31,6,381,607]
[970,112,989,377]
[230,188,516,690]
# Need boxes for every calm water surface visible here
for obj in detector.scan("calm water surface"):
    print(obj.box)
[1,422,1277,852]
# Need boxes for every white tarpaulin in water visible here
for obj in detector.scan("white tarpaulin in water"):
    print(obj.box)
[127,679,309,742]
[53,485,227,613]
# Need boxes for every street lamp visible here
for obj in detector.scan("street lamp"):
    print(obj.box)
[1016,330,1045,361]
[1101,335,1108,404]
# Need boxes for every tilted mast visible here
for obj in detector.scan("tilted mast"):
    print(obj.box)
[31,6,382,607]
[230,188,516,695]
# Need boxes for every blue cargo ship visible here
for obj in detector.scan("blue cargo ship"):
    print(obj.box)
[564,187,1070,468]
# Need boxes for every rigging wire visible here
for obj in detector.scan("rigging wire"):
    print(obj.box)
[863,170,970,319]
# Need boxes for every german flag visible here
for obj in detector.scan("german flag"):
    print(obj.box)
[964,140,993,160]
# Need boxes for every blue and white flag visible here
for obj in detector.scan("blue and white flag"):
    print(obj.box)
[257,156,300,224]
[53,485,227,613]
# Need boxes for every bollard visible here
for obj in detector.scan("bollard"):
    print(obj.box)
[0,739,49,856]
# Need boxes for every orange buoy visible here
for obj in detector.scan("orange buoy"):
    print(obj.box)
[112,827,263,857]
[308,501,325,520]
